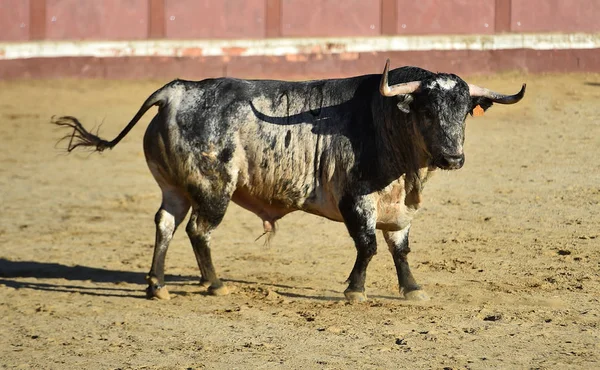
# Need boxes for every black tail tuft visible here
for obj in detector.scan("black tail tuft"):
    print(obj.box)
[52,85,167,154]
[51,116,114,153]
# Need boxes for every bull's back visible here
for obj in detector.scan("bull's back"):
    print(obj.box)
[145,77,376,219]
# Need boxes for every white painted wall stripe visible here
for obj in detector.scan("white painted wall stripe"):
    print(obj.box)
[1,33,599,61]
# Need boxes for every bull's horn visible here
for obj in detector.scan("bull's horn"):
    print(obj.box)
[469,83,526,104]
[380,59,421,97]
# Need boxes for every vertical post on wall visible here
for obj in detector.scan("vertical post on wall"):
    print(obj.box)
[381,0,398,35]
[494,0,512,33]
[149,0,166,39]
[29,0,46,40]
[266,0,282,38]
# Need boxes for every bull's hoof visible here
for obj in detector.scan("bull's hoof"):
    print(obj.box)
[344,290,368,303]
[199,278,211,288]
[403,289,430,301]
[208,285,230,296]
[146,285,171,300]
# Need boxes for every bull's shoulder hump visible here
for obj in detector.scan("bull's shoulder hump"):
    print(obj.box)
[388,66,436,84]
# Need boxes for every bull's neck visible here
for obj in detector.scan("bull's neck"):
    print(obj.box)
[372,97,429,193]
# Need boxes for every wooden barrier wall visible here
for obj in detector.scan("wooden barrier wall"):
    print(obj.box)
[2,0,599,41]
[1,0,599,79]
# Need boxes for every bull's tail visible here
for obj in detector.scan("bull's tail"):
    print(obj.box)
[52,85,171,153]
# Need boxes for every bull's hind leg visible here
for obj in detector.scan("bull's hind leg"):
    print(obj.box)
[186,191,231,296]
[193,248,212,289]
[383,226,430,301]
[146,189,190,300]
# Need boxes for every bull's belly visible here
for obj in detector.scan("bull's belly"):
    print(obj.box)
[232,180,419,232]
[231,182,344,225]
[231,187,296,223]
[232,185,417,231]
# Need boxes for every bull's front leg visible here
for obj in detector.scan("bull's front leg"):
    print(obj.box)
[339,194,378,302]
[383,226,430,301]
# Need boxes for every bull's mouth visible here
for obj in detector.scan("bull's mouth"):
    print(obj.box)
[433,154,465,170]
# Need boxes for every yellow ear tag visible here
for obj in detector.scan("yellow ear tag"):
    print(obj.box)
[473,105,484,117]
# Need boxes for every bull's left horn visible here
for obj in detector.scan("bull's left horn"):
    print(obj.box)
[380,59,421,97]
[469,83,526,104]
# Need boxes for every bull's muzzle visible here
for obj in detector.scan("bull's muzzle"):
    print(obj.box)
[436,153,465,170]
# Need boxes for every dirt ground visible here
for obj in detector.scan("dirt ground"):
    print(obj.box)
[0,72,599,369]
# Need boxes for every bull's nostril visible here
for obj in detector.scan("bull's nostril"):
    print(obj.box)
[439,154,464,169]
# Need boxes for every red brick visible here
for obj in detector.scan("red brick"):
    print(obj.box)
[3,50,600,81]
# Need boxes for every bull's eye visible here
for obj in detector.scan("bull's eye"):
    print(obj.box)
[418,109,433,127]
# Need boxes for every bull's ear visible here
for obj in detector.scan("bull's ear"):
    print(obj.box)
[396,94,414,114]
[469,97,493,116]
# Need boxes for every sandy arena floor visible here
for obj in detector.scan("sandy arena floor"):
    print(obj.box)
[0,72,599,369]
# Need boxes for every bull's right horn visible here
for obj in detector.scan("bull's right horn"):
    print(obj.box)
[469,83,527,104]
[380,59,421,97]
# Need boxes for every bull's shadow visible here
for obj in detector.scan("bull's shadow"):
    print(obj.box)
[0,259,402,301]
[0,259,197,298]
[249,98,361,135]
[247,78,378,136]
[0,259,401,301]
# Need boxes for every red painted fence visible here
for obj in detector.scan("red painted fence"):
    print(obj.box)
[1,0,599,79]
[2,0,599,41]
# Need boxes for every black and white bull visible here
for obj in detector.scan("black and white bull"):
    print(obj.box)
[53,59,525,302]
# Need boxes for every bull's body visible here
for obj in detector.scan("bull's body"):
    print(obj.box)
[54,61,525,301]
[147,71,427,233]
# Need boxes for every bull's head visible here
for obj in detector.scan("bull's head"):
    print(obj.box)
[380,59,525,170]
